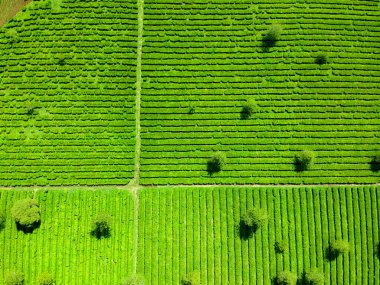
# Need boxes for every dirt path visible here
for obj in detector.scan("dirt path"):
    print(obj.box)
[0,0,32,27]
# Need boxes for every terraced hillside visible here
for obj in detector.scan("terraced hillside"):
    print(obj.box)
[0,189,135,285]
[0,0,137,186]
[137,186,380,285]
[140,0,380,185]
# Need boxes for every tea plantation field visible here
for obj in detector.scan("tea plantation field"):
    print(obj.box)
[137,186,380,285]
[0,189,135,285]
[0,0,137,186]
[140,0,380,185]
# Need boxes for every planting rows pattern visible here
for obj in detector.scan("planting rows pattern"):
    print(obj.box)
[0,189,135,285]
[140,0,380,185]
[0,0,137,186]
[137,186,380,285]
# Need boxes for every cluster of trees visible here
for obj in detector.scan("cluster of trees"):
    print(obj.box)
[4,271,53,285]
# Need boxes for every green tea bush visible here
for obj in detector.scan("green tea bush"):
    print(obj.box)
[181,272,200,285]
[241,207,268,230]
[11,198,40,231]
[315,53,328,65]
[241,99,257,119]
[328,239,350,260]
[294,150,315,172]
[304,270,324,285]
[207,152,226,174]
[122,275,144,285]
[4,271,24,285]
[275,240,287,254]
[276,271,297,285]
[262,24,282,48]
[37,272,54,285]
[370,154,380,172]
[91,213,111,239]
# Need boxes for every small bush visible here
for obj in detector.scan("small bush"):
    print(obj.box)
[241,99,257,119]
[275,240,287,254]
[188,106,195,115]
[122,275,144,285]
[241,207,268,230]
[207,152,226,174]
[304,270,324,285]
[276,271,297,285]
[262,24,282,48]
[91,213,111,238]
[11,198,40,231]
[294,150,315,172]
[370,154,380,172]
[4,271,24,285]
[328,239,349,259]
[182,272,200,285]
[37,272,54,285]
[315,53,328,65]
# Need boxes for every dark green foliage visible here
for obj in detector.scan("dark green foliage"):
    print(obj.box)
[294,150,315,172]
[91,213,111,239]
[11,198,40,231]
[275,240,287,254]
[0,212,5,230]
[240,207,268,238]
[26,106,37,116]
[181,272,200,285]
[276,271,297,285]
[304,270,324,285]
[4,271,24,285]
[240,99,257,119]
[328,239,350,260]
[370,154,380,172]
[122,275,144,285]
[315,53,328,65]
[207,152,226,174]
[37,272,54,285]
[262,24,282,48]
[188,106,195,114]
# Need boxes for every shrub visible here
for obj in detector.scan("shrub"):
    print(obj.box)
[207,151,226,174]
[37,272,54,285]
[275,240,287,254]
[276,271,297,285]
[241,207,268,230]
[294,150,315,171]
[181,272,200,285]
[315,53,328,65]
[122,275,144,285]
[370,154,380,172]
[263,24,282,48]
[11,198,40,230]
[188,106,195,115]
[91,213,111,238]
[4,271,24,285]
[241,99,257,119]
[304,270,324,285]
[329,239,349,259]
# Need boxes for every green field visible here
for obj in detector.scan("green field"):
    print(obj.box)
[0,189,135,284]
[0,0,137,186]
[137,186,380,284]
[140,0,380,185]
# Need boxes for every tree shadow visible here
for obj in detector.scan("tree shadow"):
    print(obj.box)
[90,228,110,239]
[0,223,5,232]
[207,161,220,176]
[370,157,380,172]
[240,108,250,120]
[325,245,339,261]
[238,220,258,240]
[296,272,307,285]
[16,221,40,234]
[294,159,306,172]
[377,243,380,261]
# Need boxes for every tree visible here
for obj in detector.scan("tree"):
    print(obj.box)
[241,207,268,230]
[4,271,24,285]
[122,275,144,285]
[182,272,200,285]
[91,213,111,238]
[11,198,40,231]
[328,239,349,260]
[37,272,54,285]
[276,271,297,285]
[207,152,226,174]
[241,99,257,119]
[262,24,282,48]
[294,150,315,172]
[304,270,324,285]
[275,240,287,254]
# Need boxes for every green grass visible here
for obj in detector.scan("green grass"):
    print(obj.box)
[137,186,380,284]
[0,0,137,186]
[0,189,135,285]
[139,0,380,185]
